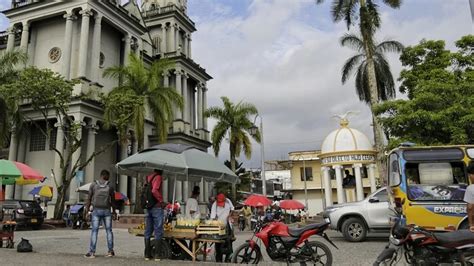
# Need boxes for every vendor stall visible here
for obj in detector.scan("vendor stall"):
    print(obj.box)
[118,144,239,261]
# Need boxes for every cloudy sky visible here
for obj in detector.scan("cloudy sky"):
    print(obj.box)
[0,0,472,168]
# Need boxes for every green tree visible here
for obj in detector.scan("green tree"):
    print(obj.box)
[0,50,27,147]
[374,35,474,147]
[0,67,114,219]
[341,33,403,103]
[205,96,261,200]
[102,53,182,213]
[317,0,402,177]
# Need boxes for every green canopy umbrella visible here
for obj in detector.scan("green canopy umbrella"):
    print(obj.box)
[116,144,239,184]
[0,159,45,185]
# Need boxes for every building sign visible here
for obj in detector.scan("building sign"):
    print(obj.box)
[321,154,375,165]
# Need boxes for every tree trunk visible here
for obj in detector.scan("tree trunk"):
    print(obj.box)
[230,145,237,202]
[364,37,387,185]
[53,178,70,220]
[134,140,145,214]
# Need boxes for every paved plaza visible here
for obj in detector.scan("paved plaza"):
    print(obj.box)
[0,227,390,265]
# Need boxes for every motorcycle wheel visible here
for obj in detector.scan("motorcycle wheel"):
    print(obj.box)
[232,243,262,264]
[300,241,332,266]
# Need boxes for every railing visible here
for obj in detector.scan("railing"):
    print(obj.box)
[11,0,43,9]
[142,4,195,26]
[0,30,21,48]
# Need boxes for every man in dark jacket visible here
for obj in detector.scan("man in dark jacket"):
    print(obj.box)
[144,169,164,261]
[84,169,117,258]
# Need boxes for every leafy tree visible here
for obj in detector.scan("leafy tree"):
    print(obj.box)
[102,53,182,213]
[317,0,403,177]
[0,67,115,219]
[374,35,474,147]
[205,96,261,200]
[0,50,27,147]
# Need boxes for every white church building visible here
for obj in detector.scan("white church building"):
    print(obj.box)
[0,0,213,216]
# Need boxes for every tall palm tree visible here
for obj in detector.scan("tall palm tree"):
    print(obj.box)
[205,96,261,200]
[341,33,403,103]
[317,0,402,178]
[0,50,28,148]
[103,53,183,213]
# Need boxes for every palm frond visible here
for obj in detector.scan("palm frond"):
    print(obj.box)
[341,54,365,83]
[340,33,364,51]
[382,0,402,8]
[211,121,229,156]
[376,40,404,54]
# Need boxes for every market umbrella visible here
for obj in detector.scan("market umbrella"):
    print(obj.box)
[279,199,305,210]
[0,159,45,185]
[116,144,239,184]
[244,194,272,207]
[77,182,92,193]
[29,185,53,198]
[115,192,128,201]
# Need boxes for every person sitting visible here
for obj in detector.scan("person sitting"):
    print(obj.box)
[343,170,356,188]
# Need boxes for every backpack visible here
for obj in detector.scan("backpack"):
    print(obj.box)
[141,174,157,209]
[17,238,33,252]
[92,180,111,209]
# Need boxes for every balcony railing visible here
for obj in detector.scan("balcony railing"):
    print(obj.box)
[142,4,195,26]
[0,30,21,48]
[10,0,44,9]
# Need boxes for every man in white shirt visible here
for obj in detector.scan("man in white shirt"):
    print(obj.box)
[185,186,201,219]
[210,193,234,262]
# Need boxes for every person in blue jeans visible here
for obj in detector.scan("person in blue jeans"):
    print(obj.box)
[144,169,165,261]
[84,169,118,258]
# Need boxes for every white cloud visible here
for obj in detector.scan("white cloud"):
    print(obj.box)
[190,0,473,167]
[0,0,471,168]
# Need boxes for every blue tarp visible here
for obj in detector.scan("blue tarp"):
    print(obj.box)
[70,204,84,214]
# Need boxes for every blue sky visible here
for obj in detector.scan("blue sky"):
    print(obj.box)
[1,0,473,167]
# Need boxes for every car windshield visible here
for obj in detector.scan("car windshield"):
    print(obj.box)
[405,162,467,201]
[20,201,41,209]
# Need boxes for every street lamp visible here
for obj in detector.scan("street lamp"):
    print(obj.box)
[250,115,266,197]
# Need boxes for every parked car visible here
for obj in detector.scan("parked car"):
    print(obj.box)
[322,187,393,242]
[0,200,44,230]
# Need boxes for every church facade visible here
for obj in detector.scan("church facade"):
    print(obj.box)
[0,0,213,215]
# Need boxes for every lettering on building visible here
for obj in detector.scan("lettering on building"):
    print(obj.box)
[321,154,375,164]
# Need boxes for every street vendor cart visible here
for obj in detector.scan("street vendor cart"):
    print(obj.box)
[0,209,16,248]
[129,217,227,262]
[118,144,239,261]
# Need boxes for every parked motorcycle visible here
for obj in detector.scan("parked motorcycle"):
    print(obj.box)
[374,211,474,265]
[232,218,337,265]
[238,214,246,231]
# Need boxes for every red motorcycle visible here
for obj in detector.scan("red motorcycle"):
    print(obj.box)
[232,218,337,265]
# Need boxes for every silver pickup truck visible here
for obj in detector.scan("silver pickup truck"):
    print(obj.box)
[322,187,393,242]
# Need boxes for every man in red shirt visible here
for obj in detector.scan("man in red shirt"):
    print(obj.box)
[144,169,164,261]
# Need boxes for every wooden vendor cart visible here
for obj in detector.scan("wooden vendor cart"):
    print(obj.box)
[129,218,227,262]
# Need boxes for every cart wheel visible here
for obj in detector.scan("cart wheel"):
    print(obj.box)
[151,239,171,260]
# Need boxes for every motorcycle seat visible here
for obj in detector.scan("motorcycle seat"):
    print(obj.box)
[288,222,329,237]
[434,230,474,247]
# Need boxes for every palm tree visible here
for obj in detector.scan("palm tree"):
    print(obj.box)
[341,33,403,103]
[317,0,402,177]
[205,96,261,200]
[103,53,183,213]
[103,53,183,148]
[0,50,28,147]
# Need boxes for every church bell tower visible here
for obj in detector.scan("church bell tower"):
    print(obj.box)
[141,0,211,151]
